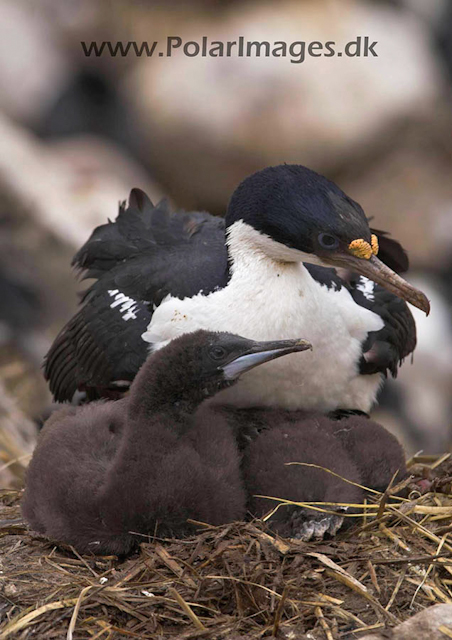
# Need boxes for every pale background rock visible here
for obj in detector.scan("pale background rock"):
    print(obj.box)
[127,0,444,209]
[0,3,69,125]
[0,114,162,247]
[359,604,452,639]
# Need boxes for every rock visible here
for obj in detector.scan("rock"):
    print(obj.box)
[0,1,68,125]
[127,0,443,210]
[0,113,162,247]
[359,604,452,639]
[339,112,452,269]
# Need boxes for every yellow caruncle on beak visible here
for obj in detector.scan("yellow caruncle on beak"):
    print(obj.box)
[348,235,379,260]
[371,234,379,256]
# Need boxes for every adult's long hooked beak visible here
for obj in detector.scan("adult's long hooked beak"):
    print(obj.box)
[326,253,430,314]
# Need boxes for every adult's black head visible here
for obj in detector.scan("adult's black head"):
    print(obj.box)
[130,330,312,413]
[226,164,429,314]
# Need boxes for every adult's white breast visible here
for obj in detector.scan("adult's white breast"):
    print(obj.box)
[144,256,384,413]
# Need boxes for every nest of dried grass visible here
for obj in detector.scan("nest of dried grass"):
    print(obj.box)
[0,454,451,640]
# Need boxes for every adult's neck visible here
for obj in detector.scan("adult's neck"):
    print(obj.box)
[225,221,321,296]
[226,220,315,271]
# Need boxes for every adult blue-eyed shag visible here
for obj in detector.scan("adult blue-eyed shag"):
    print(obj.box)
[45,164,429,413]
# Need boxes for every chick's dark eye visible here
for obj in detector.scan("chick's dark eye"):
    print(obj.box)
[209,346,227,360]
[318,233,339,250]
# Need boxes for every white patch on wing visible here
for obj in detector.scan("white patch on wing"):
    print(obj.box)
[356,277,375,301]
[143,222,385,413]
[108,289,139,321]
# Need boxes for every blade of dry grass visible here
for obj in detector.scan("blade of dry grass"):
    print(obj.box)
[169,588,207,632]
[0,597,80,639]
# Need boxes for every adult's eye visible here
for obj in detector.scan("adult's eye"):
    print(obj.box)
[318,233,339,250]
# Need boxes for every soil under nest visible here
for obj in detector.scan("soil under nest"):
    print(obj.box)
[0,454,452,639]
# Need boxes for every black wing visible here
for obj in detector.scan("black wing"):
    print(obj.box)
[349,227,414,377]
[349,276,416,378]
[305,234,415,380]
[45,190,229,402]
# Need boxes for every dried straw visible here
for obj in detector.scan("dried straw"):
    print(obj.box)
[0,454,451,638]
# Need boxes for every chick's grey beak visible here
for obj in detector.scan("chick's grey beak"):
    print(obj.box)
[326,253,430,315]
[222,339,312,380]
